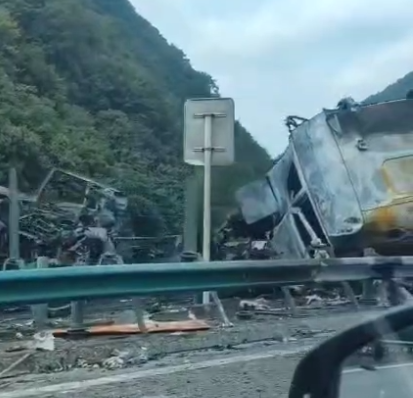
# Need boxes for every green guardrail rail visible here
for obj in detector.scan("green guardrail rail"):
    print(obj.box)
[0,259,321,305]
[0,256,413,306]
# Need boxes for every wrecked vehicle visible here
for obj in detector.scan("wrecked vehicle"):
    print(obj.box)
[114,235,181,264]
[231,97,413,259]
[0,168,129,266]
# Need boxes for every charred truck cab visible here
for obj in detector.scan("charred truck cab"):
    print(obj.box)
[235,98,413,259]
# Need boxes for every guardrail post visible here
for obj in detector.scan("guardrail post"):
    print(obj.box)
[387,279,403,306]
[360,280,377,304]
[341,281,359,310]
[132,297,148,333]
[70,300,85,333]
[180,251,232,326]
[281,286,297,316]
[210,291,232,327]
[180,250,202,304]
[360,248,379,305]
[69,260,86,335]
[31,256,49,330]
[377,281,390,307]
[133,301,148,333]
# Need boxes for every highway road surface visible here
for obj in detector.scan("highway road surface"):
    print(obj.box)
[341,362,413,398]
[0,342,413,398]
[0,308,396,398]
[0,343,308,398]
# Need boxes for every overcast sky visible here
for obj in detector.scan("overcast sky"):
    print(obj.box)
[131,0,413,156]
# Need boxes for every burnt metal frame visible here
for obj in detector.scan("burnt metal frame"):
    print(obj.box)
[269,152,329,259]
[290,137,331,248]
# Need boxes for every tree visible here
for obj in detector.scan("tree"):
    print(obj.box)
[0,0,272,236]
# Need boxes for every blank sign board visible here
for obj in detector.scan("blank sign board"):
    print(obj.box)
[184,97,235,166]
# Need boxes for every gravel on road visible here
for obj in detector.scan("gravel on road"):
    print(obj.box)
[0,307,390,398]
[0,344,306,398]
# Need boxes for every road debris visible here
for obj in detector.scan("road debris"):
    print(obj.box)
[102,347,149,370]
[53,319,210,337]
[0,331,54,379]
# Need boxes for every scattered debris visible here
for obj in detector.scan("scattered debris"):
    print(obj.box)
[53,319,210,337]
[236,311,254,320]
[0,352,33,379]
[239,298,271,311]
[102,347,149,370]
[0,331,54,379]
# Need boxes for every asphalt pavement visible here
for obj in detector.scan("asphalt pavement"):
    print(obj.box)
[0,343,306,398]
[2,338,413,398]
[0,306,391,398]
[341,362,413,398]
[9,356,411,398]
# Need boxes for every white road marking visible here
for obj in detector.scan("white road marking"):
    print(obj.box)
[138,396,176,398]
[0,346,311,398]
[344,361,413,374]
[3,344,413,397]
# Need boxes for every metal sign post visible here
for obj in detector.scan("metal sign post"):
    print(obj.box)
[184,98,235,305]
[202,115,213,302]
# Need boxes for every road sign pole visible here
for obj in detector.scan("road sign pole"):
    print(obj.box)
[183,97,235,311]
[202,115,213,304]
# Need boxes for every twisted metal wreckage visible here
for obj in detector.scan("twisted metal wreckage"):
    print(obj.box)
[1,96,413,314]
[0,168,129,268]
[0,168,179,269]
[215,96,413,306]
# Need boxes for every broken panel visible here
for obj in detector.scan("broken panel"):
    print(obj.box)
[335,99,413,254]
[235,178,279,226]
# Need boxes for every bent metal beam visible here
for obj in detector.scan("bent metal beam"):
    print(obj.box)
[0,257,413,305]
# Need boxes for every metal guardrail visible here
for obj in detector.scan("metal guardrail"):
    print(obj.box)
[315,256,413,281]
[1,256,413,306]
[0,259,317,305]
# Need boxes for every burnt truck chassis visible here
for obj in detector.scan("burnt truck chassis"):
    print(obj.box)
[220,96,413,261]
[214,96,413,306]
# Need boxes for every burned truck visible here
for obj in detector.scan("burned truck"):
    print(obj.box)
[229,97,413,259]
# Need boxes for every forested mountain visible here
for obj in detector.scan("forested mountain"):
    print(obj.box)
[0,0,272,236]
[364,71,413,104]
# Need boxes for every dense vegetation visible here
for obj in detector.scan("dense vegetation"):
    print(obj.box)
[364,71,413,104]
[0,0,272,236]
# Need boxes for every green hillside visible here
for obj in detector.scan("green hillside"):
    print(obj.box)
[0,0,272,236]
[364,71,413,104]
